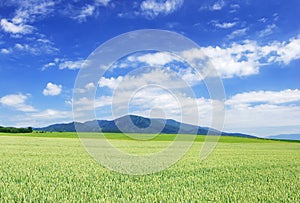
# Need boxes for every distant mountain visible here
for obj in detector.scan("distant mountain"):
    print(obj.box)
[34,115,256,138]
[267,134,300,141]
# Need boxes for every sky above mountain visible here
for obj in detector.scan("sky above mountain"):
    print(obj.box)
[0,0,299,136]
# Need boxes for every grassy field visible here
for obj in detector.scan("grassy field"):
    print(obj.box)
[0,133,299,202]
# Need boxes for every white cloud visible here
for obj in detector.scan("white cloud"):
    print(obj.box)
[274,35,300,64]
[42,58,87,70]
[59,59,86,70]
[210,0,225,10]
[73,96,112,112]
[214,22,237,29]
[12,1,55,24]
[258,24,277,38]
[0,48,12,54]
[129,52,176,66]
[229,4,240,12]
[74,82,96,93]
[0,18,33,34]
[140,0,183,18]
[181,35,300,78]
[72,4,96,22]
[0,93,36,112]
[258,17,268,23]
[100,67,198,93]
[42,62,55,70]
[99,76,123,89]
[85,82,95,90]
[95,0,111,6]
[31,109,71,120]
[90,67,211,125]
[15,43,24,49]
[227,28,248,39]
[226,89,300,106]
[13,39,58,55]
[224,89,300,135]
[43,82,62,96]
[14,43,35,53]
[200,0,225,11]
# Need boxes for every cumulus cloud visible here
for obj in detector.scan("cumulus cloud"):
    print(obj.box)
[210,0,225,10]
[0,93,36,112]
[0,18,33,34]
[43,82,62,96]
[0,48,12,54]
[274,35,300,64]
[181,35,300,78]
[99,76,123,90]
[129,52,176,66]
[140,0,183,18]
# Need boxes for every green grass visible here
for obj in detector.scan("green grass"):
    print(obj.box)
[1,131,294,143]
[0,134,299,202]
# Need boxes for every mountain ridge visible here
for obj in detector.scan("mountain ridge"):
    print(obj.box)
[34,115,256,138]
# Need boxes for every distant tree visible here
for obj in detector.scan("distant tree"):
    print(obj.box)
[0,126,33,133]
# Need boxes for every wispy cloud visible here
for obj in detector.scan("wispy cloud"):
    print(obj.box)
[42,58,87,70]
[95,0,112,7]
[74,82,96,94]
[213,21,237,29]
[258,24,277,38]
[12,1,55,24]
[72,4,96,23]
[0,1,55,35]
[59,59,86,70]
[226,89,300,106]
[0,93,36,112]
[224,89,300,135]
[227,28,248,39]
[63,0,112,23]
[13,39,58,55]
[229,4,240,13]
[31,109,71,120]
[200,0,225,11]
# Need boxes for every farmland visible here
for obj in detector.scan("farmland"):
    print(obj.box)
[0,133,299,202]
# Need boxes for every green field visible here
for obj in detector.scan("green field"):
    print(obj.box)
[0,133,299,202]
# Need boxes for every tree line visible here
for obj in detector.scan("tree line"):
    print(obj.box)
[0,126,33,133]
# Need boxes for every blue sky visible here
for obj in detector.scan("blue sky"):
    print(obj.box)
[0,0,299,136]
